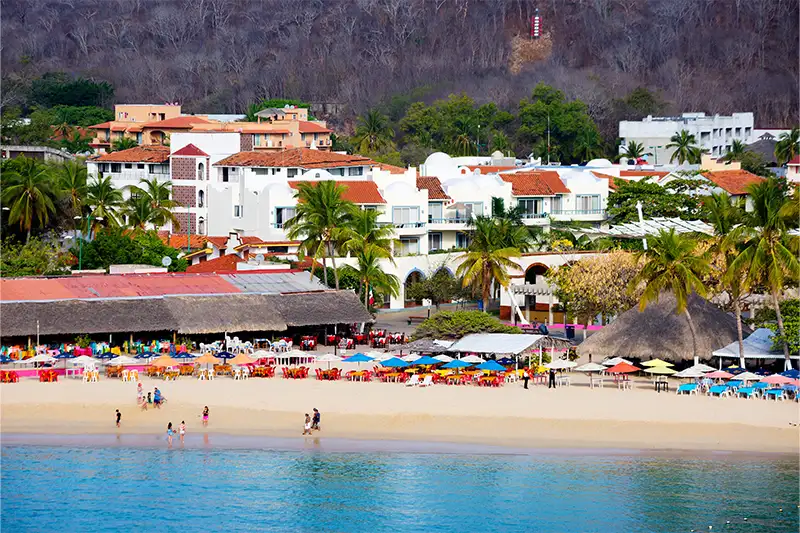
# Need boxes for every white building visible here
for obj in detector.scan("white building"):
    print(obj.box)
[619,112,755,163]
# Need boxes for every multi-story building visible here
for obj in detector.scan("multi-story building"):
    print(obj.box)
[619,112,755,163]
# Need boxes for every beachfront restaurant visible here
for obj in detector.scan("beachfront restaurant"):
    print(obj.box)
[447,333,573,366]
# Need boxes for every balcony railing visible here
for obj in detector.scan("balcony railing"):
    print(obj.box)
[521,213,548,219]
[550,209,606,216]
[380,221,426,229]
[428,217,471,224]
[272,223,286,229]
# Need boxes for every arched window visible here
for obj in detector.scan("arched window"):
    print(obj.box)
[197,162,205,180]
[198,189,205,208]
[198,217,205,235]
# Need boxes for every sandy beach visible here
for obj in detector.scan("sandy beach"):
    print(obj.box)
[2,374,798,454]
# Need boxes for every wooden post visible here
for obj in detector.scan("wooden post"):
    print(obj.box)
[129,333,134,354]
[173,331,177,344]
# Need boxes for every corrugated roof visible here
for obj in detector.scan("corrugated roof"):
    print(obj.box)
[222,272,327,294]
[288,180,386,204]
[215,148,374,169]
[501,171,570,196]
[701,170,765,195]
[92,145,170,163]
[416,176,450,200]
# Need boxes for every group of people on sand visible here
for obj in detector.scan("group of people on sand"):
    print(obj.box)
[136,382,166,410]
[164,406,208,446]
[303,408,321,435]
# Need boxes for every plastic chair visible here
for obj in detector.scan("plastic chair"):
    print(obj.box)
[121,370,130,382]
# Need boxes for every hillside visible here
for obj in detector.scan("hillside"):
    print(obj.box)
[2,0,797,138]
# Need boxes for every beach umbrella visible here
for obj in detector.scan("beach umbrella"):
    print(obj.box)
[95,352,115,360]
[380,357,409,368]
[754,368,771,376]
[673,367,707,379]
[105,355,139,366]
[342,353,374,363]
[195,353,221,366]
[760,374,793,385]
[401,354,421,362]
[574,362,606,373]
[215,351,235,360]
[496,357,516,366]
[433,354,454,363]
[0,355,11,364]
[730,371,760,382]
[22,353,57,364]
[412,355,441,366]
[53,351,75,372]
[726,366,745,375]
[314,353,342,370]
[643,366,677,375]
[705,370,734,379]
[460,355,485,364]
[692,363,716,373]
[545,359,577,370]
[175,351,195,360]
[71,355,99,366]
[642,358,674,367]
[229,353,256,366]
[253,349,271,358]
[150,355,180,367]
[605,362,640,374]
[442,359,472,369]
[135,351,156,360]
[781,369,800,379]
[364,351,390,361]
[477,360,506,372]
[602,357,632,366]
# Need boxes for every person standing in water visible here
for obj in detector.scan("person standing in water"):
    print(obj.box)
[179,421,186,444]
[311,408,321,431]
[202,406,209,427]
[166,422,174,446]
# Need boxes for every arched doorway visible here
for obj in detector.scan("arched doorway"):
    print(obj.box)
[197,162,205,180]
[523,263,549,323]
[404,270,424,308]
[524,263,549,285]
[432,267,455,304]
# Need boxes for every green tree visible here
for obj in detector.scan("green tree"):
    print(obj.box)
[606,177,702,223]
[128,177,180,231]
[737,151,773,177]
[490,131,511,154]
[86,174,123,229]
[666,129,703,164]
[614,87,666,118]
[456,216,523,312]
[1,157,59,242]
[110,137,138,152]
[121,195,158,232]
[55,160,88,221]
[631,229,710,362]
[284,181,354,290]
[726,178,800,367]
[49,105,114,127]
[352,110,395,153]
[29,72,114,107]
[244,98,312,121]
[774,127,799,165]
[406,268,464,312]
[619,140,647,160]
[342,208,396,258]
[412,310,520,339]
[0,237,71,277]
[60,130,93,154]
[722,139,747,162]
[72,228,187,272]
[0,107,56,145]
[751,299,800,355]
[341,247,400,310]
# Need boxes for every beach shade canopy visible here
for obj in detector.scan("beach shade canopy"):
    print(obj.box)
[476,360,507,372]
[460,355,485,364]
[315,353,342,363]
[413,355,441,366]
[448,333,571,355]
[71,355,99,366]
[579,293,745,362]
[284,349,308,360]
[643,366,677,375]
[229,353,256,365]
[601,357,632,366]
[496,357,516,365]
[195,353,221,365]
[253,349,271,358]
[574,362,606,372]
[22,353,57,364]
[215,351,235,360]
[545,359,578,370]
[0,355,12,364]
[381,357,409,368]
[705,370,734,379]
[401,354,421,362]
[135,351,157,359]
[53,351,75,360]
[150,355,180,367]
[760,374,793,385]
[606,362,640,374]
[673,366,708,378]
[642,358,674,367]
[781,369,800,379]
[342,353,374,363]
[105,355,139,366]
[175,351,195,359]
[712,328,789,361]
[731,371,761,382]
[442,359,473,369]
[434,354,454,363]
[403,338,453,354]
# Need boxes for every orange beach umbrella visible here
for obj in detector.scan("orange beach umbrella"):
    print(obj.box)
[229,353,256,365]
[605,362,640,374]
[194,353,221,365]
[150,355,180,367]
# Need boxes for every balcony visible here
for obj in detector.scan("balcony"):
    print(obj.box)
[550,209,606,221]
[427,217,470,231]
[520,213,549,226]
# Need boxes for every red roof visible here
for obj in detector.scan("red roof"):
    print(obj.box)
[239,236,266,245]
[465,165,516,174]
[172,143,209,157]
[141,116,214,129]
[416,177,450,200]
[375,162,407,174]
[297,121,331,133]
[159,233,208,250]
[500,171,570,196]
[591,172,629,191]
[619,169,669,178]
[205,237,228,250]
[215,148,373,169]
[288,180,386,204]
[91,145,170,163]
[701,170,766,195]
[788,155,800,165]
[186,255,243,273]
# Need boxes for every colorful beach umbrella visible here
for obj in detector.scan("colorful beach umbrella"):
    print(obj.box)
[342,353,374,363]
[380,357,409,368]
[0,355,12,364]
[760,374,793,385]
[781,369,800,379]
[643,366,677,375]
[442,359,472,369]
[95,352,115,360]
[229,353,256,365]
[477,360,506,372]
[641,358,673,367]
[150,355,180,367]
[606,362,640,374]
[705,370,734,379]
[545,359,577,370]
[135,351,156,360]
[731,371,760,382]
[195,353,221,366]
[496,357,516,366]
[412,356,441,366]
[175,351,195,359]
[215,351,235,360]
[574,362,606,373]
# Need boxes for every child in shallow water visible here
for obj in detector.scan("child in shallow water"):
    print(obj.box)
[302,414,312,435]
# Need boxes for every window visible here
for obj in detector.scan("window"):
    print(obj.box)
[136,132,143,143]
[551,196,562,213]
[517,198,543,217]
[234,205,243,217]
[397,238,419,256]
[197,163,205,180]
[198,217,205,235]
[222,168,229,182]
[363,206,377,212]
[150,164,168,174]
[348,166,363,176]
[428,202,443,222]
[328,168,344,176]
[254,134,261,146]
[735,127,741,137]
[576,195,601,212]
[287,169,298,178]
[253,169,269,177]
[137,164,145,170]
[98,163,108,173]
[455,202,482,221]
[456,232,470,248]
[124,163,133,169]
[392,206,420,226]
[198,190,205,208]
[110,163,121,173]
[116,132,124,139]
[275,207,296,227]
[428,233,442,251]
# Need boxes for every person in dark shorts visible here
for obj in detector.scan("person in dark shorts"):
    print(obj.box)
[522,372,530,390]
[548,368,556,389]
[312,408,321,431]
[116,409,122,427]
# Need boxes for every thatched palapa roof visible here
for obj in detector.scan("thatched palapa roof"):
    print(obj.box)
[166,295,287,335]
[578,293,747,362]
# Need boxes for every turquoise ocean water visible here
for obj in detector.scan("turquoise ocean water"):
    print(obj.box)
[1,436,798,533]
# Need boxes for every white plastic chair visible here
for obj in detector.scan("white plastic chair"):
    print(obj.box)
[129,369,139,381]
[121,370,130,382]
[405,375,420,387]
[242,367,250,379]
[419,375,433,387]
[233,368,242,380]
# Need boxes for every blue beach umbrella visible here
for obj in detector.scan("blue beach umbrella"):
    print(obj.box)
[53,352,75,360]
[496,357,515,366]
[442,359,472,369]
[476,360,506,372]
[135,351,156,360]
[781,369,800,379]
[175,351,195,360]
[0,355,12,364]
[412,355,441,366]
[342,353,374,363]
[96,352,116,360]
[215,351,235,360]
[381,357,409,368]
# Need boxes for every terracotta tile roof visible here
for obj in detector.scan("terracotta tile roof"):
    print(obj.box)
[235,240,300,250]
[190,123,291,134]
[186,254,243,273]
[172,143,209,157]
[375,162,407,174]
[215,148,374,169]
[416,177,450,200]
[788,155,800,165]
[288,180,386,204]
[619,169,669,178]
[591,172,629,191]
[240,236,266,245]
[501,171,570,196]
[701,170,766,195]
[205,237,229,249]
[88,121,114,130]
[297,121,331,133]
[465,165,516,174]
[141,116,214,128]
[92,145,170,163]
[159,233,208,250]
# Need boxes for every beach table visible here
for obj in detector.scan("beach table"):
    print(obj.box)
[590,376,604,389]
[654,381,669,393]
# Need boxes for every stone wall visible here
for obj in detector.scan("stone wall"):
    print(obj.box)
[173,185,196,207]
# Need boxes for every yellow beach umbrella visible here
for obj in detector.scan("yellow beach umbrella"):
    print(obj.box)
[643,366,677,375]
[229,353,256,365]
[642,358,674,367]
[150,355,180,367]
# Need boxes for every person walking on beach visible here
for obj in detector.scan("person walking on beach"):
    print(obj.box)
[312,408,321,431]
[166,422,174,446]
[522,371,530,389]
[115,409,122,428]
[153,388,163,409]
[302,413,312,435]
[202,406,209,427]
[136,382,143,404]
[548,368,556,389]
[179,421,186,444]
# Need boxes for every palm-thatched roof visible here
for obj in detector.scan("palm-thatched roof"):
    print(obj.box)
[404,338,452,354]
[578,293,748,362]
[0,290,372,338]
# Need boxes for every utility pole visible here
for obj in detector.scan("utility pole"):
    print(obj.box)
[476,124,481,156]
[186,203,191,253]
[636,201,648,251]
[547,114,551,165]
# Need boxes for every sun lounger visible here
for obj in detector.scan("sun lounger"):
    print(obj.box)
[405,375,420,387]
[676,383,698,395]
[419,375,433,387]
[708,384,731,398]
[764,389,785,401]
[736,386,758,399]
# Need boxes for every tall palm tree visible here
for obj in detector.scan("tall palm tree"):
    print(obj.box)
[110,137,138,152]
[1,157,59,242]
[774,127,799,165]
[121,195,158,232]
[60,130,92,155]
[86,174,123,229]
[491,131,511,154]
[56,161,88,221]
[342,247,400,309]
[351,110,395,153]
[574,129,603,162]
[456,216,523,312]
[342,208,396,259]
[631,229,710,362]
[451,117,475,156]
[666,129,703,164]
[722,139,748,162]
[618,140,647,160]
[128,177,180,231]
[726,179,800,368]
[284,181,355,290]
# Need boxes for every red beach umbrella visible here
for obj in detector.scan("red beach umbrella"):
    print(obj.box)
[605,362,640,374]
[759,374,793,385]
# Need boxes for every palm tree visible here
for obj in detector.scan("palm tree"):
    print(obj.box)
[60,130,92,155]
[342,208,396,259]
[86,174,123,229]
[284,181,355,290]
[456,216,523,312]
[56,161,88,221]
[774,127,799,165]
[722,139,747,162]
[619,140,647,160]
[351,110,395,153]
[491,132,511,154]
[110,137,138,152]
[342,247,400,309]
[726,179,800,368]
[451,117,475,156]
[666,129,703,164]
[121,195,158,232]
[573,129,603,162]
[631,229,710,362]
[1,157,59,242]
[128,177,180,231]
